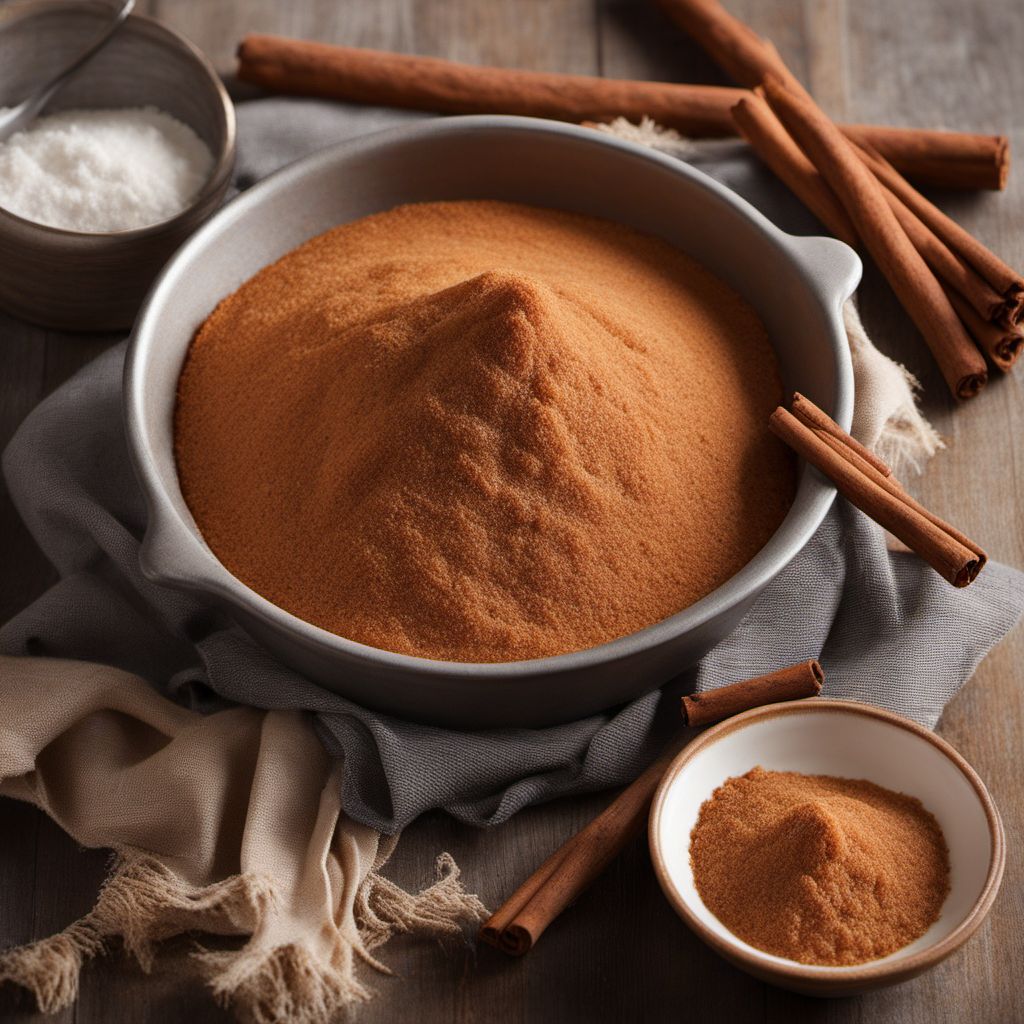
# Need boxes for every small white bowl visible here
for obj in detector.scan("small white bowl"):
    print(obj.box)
[649,699,1005,996]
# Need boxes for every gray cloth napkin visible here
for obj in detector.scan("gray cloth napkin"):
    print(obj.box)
[3,99,1023,835]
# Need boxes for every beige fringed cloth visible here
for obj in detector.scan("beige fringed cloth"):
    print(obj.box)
[0,656,488,1023]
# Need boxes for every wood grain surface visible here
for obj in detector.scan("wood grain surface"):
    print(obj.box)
[1,1,1021,1021]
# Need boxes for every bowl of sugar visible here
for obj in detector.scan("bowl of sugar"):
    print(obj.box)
[0,0,235,330]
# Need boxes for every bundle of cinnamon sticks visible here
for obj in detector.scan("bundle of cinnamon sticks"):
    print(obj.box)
[770,394,986,587]
[654,0,1023,400]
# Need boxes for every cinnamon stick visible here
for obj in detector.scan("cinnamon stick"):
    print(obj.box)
[236,33,1007,191]
[843,124,1010,193]
[731,93,858,247]
[854,142,1024,322]
[658,0,799,90]
[491,746,677,956]
[949,290,1024,372]
[775,391,895,478]
[480,660,824,955]
[656,0,1009,191]
[769,393,986,586]
[237,34,742,137]
[478,834,582,949]
[760,74,988,401]
[734,93,1009,331]
[681,659,823,727]
[881,184,1007,323]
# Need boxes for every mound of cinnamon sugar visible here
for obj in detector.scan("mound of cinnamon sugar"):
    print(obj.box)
[175,200,794,662]
[690,768,950,965]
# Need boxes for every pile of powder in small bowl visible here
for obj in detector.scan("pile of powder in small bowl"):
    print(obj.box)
[690,767,950,965]
[0,106,212,232]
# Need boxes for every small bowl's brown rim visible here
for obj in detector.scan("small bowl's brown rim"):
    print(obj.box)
[0,0,236,240]
[648,698,1006,989]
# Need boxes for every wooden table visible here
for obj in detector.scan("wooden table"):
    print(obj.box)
[1,1,1021,1021]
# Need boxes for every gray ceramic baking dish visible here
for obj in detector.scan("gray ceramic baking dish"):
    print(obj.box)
[125,115,860,728]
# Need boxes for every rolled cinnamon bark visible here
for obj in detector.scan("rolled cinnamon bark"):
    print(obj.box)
[236,33,1008,191]
[658,0,797,89]
[478,833,582,950]
[480,660,825,955]
[237,34,740,136]
[731,93,858,247]
[735,92,1009,330]
[843,124,1010,192]
[881,186,1007,323]
[775,394,892,475]
[854,142,1024,321]
[949,290,1024,372]
[492,746,676,956]
[656,0,1010,191]
[681,660,823,727]
[770,394,986,586]
[761,75,988,400]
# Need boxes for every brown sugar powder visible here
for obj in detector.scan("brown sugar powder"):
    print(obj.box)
[174,200,795,662]
[690,767,950,965]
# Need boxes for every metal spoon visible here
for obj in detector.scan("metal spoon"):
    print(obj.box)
[0,0,136,143]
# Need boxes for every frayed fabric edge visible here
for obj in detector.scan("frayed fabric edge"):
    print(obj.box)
[0,850,272,1014]
[843,300,944,476]
[0,848,487,1024]
[589,116,699,159]
[356,852,490,963]
[197,854,489,1024]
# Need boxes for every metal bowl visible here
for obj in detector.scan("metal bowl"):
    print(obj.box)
[125,116,859,727]
[0,0,235,330]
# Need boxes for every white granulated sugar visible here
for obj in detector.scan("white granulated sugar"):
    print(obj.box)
[0,106,214,232]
